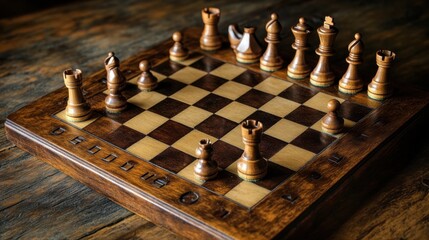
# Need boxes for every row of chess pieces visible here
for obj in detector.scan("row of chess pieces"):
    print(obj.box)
[181,7,396,101]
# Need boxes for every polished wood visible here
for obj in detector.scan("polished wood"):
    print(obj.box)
[339,33,364,94]
[260,13,283,72]
[63,68,92,122]
[105,52,127,113]
[287,17,312,79]
[367,50,396,100]
[321,99,344,134]
[227,24,242,51]
[200,7,222,51]
[1,1,429,239]
[169,31,189,62]
[194,139,218,181]
[137,60,158,91]
[236,27,262,64]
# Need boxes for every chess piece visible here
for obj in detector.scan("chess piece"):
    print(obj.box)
[260,13,283,72]
[228,24,242,51]
[104,52,127,91]
[105,56,127,113]
[287,17,312,79]
[237,119,267,181]
[63,69,92,122]
[169,31,189,62]
[367,50,396,100]
[321,99,344,134]
[339,33,364,94]
[236,27,262,64]
[200,7,222,51]
[310,16,338,87]
[137,60,158,91]
[194,139,218,181]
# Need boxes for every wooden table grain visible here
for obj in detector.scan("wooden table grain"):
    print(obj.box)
[1,0,428,239]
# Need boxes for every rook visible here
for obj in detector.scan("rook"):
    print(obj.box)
[63,69,92,122]
[367,50,396,100]
[200,7,222,51]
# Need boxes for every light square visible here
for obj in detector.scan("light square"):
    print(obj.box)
[265,119,307,143]
[169,67,206,84]
[170,85,210,105]
[225,159,239,174]
[177,160,204,185]
[55,110,98,129]
[128,72,167,85]
[216,102,256,123]
[127,91,166,110]
[124,111,168,134]
[220,126,243,149]
[171,106,212,128]
[212,81,251,100]
[175,54,204,66]
[210,63,247,80]
[271,144,316,171]
[311,118,356,138]
[254,77,293,95]
[304,92,345,113]
[172,130,217,156]
[259,97,300,117]
[225,181,270,208]
[127,136,168,161]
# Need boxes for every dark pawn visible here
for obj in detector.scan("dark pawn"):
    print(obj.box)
[339,33,364,94]
[169,31,189,62]
[194,139,218,181]
[200,7,222,51]
[137,60,158,91]
[104,52,127,91]
[321,99,344,134]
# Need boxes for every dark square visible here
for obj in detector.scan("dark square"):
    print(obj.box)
[83,116,122,140]
[155,78,187,96]
[195,115,237,139]
[104,125,145,149]
[87,93,108,113]
[260,134,288,159]
[148,120,192,145]
[291,128,337,153]
[232,70,269,87]
[339,100,373,122]
[149,98,189,118]
[151,147,195,173]
[236,89,275,109]
[193,93,232,113]
[212,140,243,169]
[104,103,144,124]
[279,84,318,104]
[255,162,295,190]
[285,105,326,127]
[152,60,185,76]
[202,170,242,195]
[192,74,227,92]
[246,111,281,130]
[190,56,224,72]
[121,83,141,99]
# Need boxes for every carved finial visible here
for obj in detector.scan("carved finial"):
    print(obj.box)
[323,16,334,29]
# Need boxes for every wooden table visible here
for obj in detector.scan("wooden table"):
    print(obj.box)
[1,0,428,239]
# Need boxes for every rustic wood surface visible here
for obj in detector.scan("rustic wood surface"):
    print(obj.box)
[1,0,428,239]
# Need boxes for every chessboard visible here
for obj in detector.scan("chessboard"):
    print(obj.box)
[5,20,429,240]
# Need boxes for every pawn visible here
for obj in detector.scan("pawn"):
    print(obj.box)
[137,60,158,91]
[63,69,92,122]
[260,13,283,72]
[321,99,344,134]
[338,33,364,94]
[194,139,218,181]
[169,31,189,62]
[367,50,396,100]
[235,26,262,64]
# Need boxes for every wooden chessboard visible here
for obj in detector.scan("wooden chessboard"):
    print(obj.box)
[5,28,429,239]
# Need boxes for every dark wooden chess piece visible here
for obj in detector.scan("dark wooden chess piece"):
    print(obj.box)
[235,26,262,64]
[63,68,91,122]
[260,13,283,72]
[237,119,267,181]
[310,16,338,87]
[200,7,222,51]
[105,56,127,113]
[169,31,189,62]
[367,50,396,100]
[194,139,218,181]
[137,60,158,91]
[321,99,344,134]
[287,17,312,79]
[228,24,242,51]
[339,33,364,94]
[104,52,126,91]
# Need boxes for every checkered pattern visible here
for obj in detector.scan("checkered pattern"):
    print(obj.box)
[56,53,373,208]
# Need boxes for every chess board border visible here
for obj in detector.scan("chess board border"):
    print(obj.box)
[5,27,429,239]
